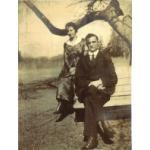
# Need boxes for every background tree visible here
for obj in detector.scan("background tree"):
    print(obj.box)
[107,31,130,57]
[21,0,132,64]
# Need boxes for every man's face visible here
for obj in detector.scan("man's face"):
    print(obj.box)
[86,36,99,52]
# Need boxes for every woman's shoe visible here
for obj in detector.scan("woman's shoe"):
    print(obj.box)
[55,108,74,122]
[55,101,74,122]
[55,112,69,122]
[53,102,62,114]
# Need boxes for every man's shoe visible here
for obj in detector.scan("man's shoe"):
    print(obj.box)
[82,137,98,149]
[101,121,115,139]
[101,135,114,144]
[97,125,114,144]
[103,129,114,139]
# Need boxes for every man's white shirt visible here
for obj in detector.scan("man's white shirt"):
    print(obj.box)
[88,49,99,60]
[88,49,104,89]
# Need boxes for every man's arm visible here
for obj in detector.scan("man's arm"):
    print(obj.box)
[102,53,118,95]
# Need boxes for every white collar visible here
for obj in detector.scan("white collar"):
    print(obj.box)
[66,36,82,46]
[88,49,99,56]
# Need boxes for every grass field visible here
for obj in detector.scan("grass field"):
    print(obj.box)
[19,57,131,150]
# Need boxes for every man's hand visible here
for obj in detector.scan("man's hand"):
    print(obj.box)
[89,79,103,88]
[97,84,105,90]
[69,67,76,75]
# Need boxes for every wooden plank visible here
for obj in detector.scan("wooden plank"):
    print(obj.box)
[74,105,131,122]
[74,96,131,109]
[74,96,131,122]
[73,75,131,122]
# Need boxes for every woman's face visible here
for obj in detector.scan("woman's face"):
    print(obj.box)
[66,26,76,39]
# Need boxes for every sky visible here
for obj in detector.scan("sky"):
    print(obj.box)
[19,0,131,58]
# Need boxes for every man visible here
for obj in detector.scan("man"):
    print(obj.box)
[75,33,118,149]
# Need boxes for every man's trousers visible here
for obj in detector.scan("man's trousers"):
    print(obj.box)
[83,86,110,138]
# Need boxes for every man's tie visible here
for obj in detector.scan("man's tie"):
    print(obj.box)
[91,53,95,61]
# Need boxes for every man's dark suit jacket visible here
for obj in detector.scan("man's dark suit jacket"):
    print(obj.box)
[75,50,118,102]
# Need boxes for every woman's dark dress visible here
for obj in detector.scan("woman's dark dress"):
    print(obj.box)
[56,38,84,104]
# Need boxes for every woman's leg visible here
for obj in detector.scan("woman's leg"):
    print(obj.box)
[53,101,62,114]
[55,77,73,111]
[55,77,75,122]
[55,100,74,122]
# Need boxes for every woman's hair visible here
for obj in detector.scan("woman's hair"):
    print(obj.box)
[65,22,78,32]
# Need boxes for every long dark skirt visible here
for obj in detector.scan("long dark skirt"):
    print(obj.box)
[56,76,75,104]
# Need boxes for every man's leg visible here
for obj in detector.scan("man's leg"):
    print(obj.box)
[87,86,114,144]
[84,96,98,138]
[82,95,98,149]
[84,86,107,136]
[87,86,107,122]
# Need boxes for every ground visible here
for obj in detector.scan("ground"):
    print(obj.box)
[19,57,131,150]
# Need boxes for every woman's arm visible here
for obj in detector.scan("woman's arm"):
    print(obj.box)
[64,43,71,69]
[58,43,71,78]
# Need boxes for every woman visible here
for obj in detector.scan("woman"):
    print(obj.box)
[55,22,85,122]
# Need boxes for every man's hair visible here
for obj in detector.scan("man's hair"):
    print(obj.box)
[65,22,78,32]
[85,33,99,44]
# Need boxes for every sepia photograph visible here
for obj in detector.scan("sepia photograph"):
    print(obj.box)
[19,0,131,149]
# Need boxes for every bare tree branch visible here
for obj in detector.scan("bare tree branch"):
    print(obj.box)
[23,0,131,64]
[23,0,67,36]
[23,0,124,36]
